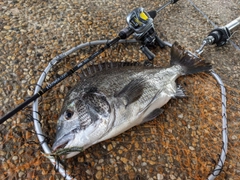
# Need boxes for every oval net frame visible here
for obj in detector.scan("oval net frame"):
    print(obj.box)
[32,40,228,180]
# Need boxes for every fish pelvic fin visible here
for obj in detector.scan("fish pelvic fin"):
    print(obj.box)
[142,108,164,124]
[170,42,212,75]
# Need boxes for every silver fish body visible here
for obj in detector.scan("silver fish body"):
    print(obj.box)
[52,42,211,158]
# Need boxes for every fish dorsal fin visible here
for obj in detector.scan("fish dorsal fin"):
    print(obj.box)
[114,78,145,107]
[79,61,143,78]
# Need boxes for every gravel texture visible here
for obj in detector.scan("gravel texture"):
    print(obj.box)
[0,0,239,180]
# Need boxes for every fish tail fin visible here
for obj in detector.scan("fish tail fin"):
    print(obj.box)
[170,42,212,75]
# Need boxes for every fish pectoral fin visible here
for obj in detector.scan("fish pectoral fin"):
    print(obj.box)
[115,78,144,107]
[142,108,164,124]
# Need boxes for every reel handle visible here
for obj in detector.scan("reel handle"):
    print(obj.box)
[140,45,155,60]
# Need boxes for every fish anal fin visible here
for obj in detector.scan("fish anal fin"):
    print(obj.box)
[174,85,186,98]
[142,108,164,124]
[115,78,144,106]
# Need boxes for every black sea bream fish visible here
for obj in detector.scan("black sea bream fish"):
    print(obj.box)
[52,42,211,158]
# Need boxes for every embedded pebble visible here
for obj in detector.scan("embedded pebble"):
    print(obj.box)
[231,135,237,140]
[5,36,13,41]
[18,171,25,178]
[95,171,102,179]
[107,144,113,151]
[0,151,6,156]
[178,114,183,119]
[157,174,164,180]
[4,26,11,30]
[85,169,92,175]
[12,156,18,161]
[189,146,195,151]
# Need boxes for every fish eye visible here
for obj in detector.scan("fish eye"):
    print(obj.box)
[65,110,74,120]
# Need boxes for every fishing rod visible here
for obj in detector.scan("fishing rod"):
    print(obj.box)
[196,16,240,54]
[0,0,179,124]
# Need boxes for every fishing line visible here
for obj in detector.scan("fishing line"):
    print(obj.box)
[187,0,217,28]
[229,31,240,50]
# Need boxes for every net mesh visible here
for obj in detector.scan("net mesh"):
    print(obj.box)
[0,0,239,179]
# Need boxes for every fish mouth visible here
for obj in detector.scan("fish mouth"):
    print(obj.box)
[52,133,75,152]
